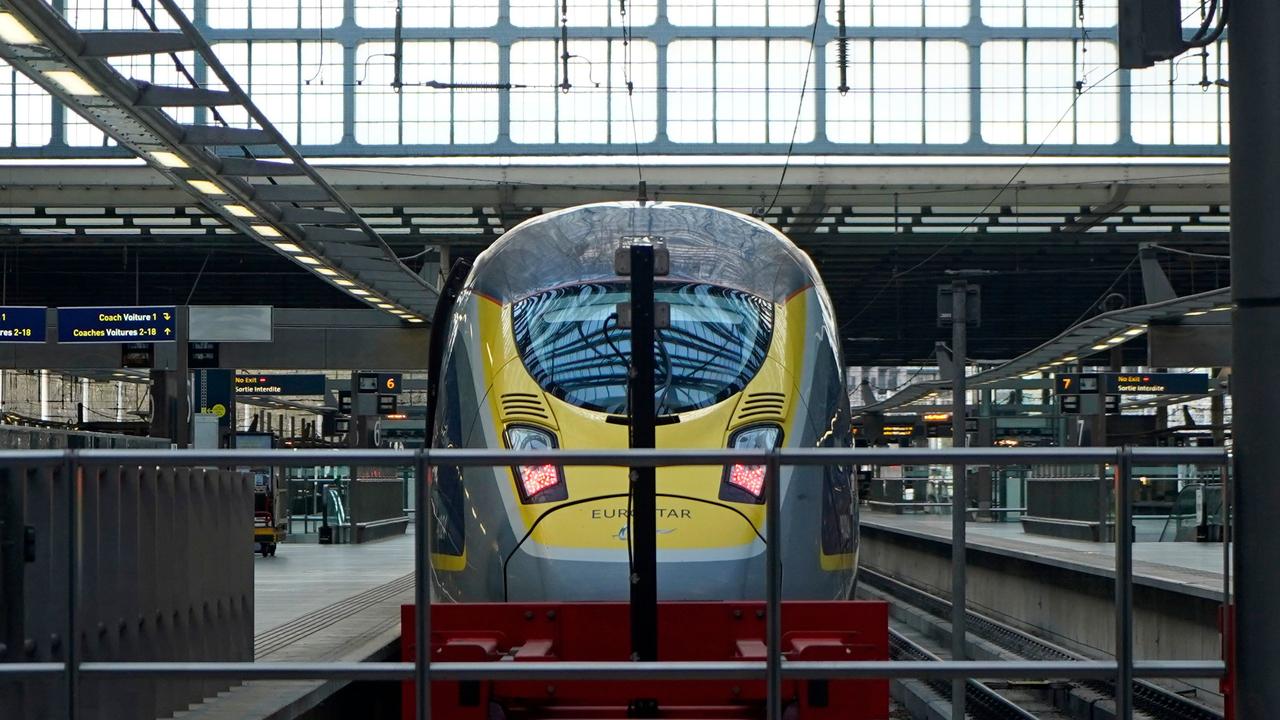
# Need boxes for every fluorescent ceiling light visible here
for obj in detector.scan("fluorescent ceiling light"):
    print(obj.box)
[0,12,39,44]
[376,303,394,309]
[253,225,283,238]
[296,255,320,265]
[407,318,424,323]
[272,241,301,252]
[1124,327,1145,336]
[1091,343,1109,351]
[1061,356,1078,362]
[1106,336,1126,344]
[148,151,188,169]
[43,70,100,96]
[334,279,355,287]
[1185,310,1208,317]
[350,288,370,296]
[224,204,255,218]
[188,179,226,195]
[315,267,337,276]
[391,310,409,316]
[1210,306,1231,312]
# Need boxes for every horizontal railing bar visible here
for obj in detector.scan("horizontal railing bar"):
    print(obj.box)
[23,446,1227,469]
[0,662,65,677]
[0,450,75,466]
[54,659,1224,682]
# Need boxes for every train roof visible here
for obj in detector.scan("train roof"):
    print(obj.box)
[467,201,823,304]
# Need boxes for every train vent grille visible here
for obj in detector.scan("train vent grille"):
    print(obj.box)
[500,393,551,422]
[734,392,787,423]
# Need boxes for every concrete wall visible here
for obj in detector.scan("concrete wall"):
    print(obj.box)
[859,525,1222,667]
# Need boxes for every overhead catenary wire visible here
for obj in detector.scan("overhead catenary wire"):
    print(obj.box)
[837,64,1123,333]
[757,0,824,220]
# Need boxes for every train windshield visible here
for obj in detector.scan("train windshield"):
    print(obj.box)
[512,282,774,414]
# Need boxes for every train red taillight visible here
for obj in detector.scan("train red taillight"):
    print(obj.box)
[504,425,567,503]
[719,424,781,504]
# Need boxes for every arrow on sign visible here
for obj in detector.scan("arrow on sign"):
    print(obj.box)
[164,327,172,335]
[163,312,171,320]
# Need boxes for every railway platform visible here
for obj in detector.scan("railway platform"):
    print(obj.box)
[174,534,414,720]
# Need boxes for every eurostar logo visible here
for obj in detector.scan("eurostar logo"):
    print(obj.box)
[616,526,676,541]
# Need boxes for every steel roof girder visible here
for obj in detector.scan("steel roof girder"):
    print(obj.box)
[281,208,355,224]
[181,124,276,146]
[132,81,239,108]
[78,30,196,57]
[251,185,337,203]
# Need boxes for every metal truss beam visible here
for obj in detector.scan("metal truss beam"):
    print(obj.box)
[0,0,438,321]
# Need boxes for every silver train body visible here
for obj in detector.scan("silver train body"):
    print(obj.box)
[427,201,857,603]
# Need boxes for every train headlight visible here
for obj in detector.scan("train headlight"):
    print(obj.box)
[720,424,781,503]
[504,425,567,503]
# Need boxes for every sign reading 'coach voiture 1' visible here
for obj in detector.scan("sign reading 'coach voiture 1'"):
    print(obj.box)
[57,306,176,343]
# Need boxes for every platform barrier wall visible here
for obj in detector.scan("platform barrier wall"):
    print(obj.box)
[349,476,410,543]
[0,460,253,720]
[0,425,169,451]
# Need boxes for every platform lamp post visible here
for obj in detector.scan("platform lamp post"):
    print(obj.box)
[938,274,983,720]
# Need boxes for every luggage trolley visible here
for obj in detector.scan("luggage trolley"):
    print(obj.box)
[240,432,288,556]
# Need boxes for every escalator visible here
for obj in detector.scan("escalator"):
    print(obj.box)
[1158,483,1224,542]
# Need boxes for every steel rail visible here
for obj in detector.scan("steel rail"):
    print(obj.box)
[862,566,1227,720]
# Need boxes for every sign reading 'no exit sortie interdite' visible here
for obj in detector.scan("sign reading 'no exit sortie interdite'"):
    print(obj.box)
[57,306,176,343]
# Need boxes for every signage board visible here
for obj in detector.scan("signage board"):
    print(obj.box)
[1056,373,1101,395]
[195,369,233,429]
[1059,395,1081,414]
[189,305,272,342]
[881,424,916,437]
[357,372,405,395]
[1104,394,1121,414]
[121,343,154,369]
[58,305,176,343]
[233,373,326,396]
[0,306,46,342]
[338,390,352,413]
[377,394,398,415]
[189,341,219,368]
[378,373,402,394]
[1104,372,1209,395]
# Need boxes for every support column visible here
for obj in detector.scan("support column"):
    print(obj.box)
[174,306,190,448]
[1230,0,1280,713]
[949,280,968,720]
[39,369,48,421]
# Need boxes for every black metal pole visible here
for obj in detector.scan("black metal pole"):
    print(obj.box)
[1114,447,1134,718]
[1230,0,1279,714]
[628,243,659,662]
[949,280,967,720]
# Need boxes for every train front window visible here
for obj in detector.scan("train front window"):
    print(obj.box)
[512,282,773,414]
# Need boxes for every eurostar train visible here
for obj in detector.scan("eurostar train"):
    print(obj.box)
[426,201,856,603]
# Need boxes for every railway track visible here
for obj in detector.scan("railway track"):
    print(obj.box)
[860,567,1224,720]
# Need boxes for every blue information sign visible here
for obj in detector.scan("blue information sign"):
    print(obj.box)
[0,307,46,343]
[57,306,176,343]
[234,374,327,396]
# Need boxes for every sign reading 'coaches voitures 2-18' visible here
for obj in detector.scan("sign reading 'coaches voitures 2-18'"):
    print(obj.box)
[57,306,177,343]
[0,307,47,342]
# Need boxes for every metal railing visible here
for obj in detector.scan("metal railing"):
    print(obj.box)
[0,446,1230,720]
